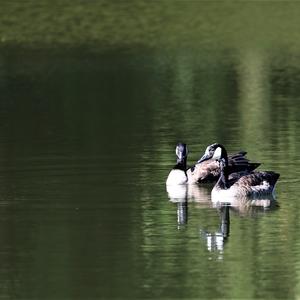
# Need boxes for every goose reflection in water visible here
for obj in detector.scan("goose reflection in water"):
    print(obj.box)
[199,205,230,254]
[200,197,277,259]
[166,183,212,204]
[166,184,212,227]
[167,184,189,227]
[166,184,278,255]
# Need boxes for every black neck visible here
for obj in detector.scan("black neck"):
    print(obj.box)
[174,157,187,171]
[217,152,230,189]
[217,165,229,189]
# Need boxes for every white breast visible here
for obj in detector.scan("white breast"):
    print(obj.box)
[166,169,187,185]
[166,184,188,200]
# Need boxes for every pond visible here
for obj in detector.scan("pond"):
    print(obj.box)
[0,2,300,299]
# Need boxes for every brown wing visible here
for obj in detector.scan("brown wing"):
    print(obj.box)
[229,171,280,193]
[188,159,220,183]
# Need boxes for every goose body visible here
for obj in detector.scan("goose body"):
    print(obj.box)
[166,143,260,185]
[211,171,280,203]
[198,143,280,203]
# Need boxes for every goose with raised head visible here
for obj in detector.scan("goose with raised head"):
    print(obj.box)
[166,142,260,185]
[198,143,280,202]
[166,143,189,185]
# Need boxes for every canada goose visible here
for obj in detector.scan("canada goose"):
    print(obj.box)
[166,142,260,185]
[198,143,280,202]
[166,143,188,185]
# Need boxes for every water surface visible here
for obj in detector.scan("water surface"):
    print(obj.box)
[1,3,300,300]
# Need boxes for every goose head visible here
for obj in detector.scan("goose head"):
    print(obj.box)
[176,142,188,164]
[197,143,227,163]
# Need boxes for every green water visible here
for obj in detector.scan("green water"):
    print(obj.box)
[0,2,300,300]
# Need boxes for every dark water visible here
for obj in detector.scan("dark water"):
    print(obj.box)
[0,44,300,299]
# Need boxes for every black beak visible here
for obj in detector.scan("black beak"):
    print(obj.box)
[197,153,211,164]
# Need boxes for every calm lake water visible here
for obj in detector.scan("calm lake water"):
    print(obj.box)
[1,4,300,300]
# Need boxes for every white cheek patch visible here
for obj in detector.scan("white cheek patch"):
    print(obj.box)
[176,146,182,159]
[212,147,222,159]
[204,147,210,156]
